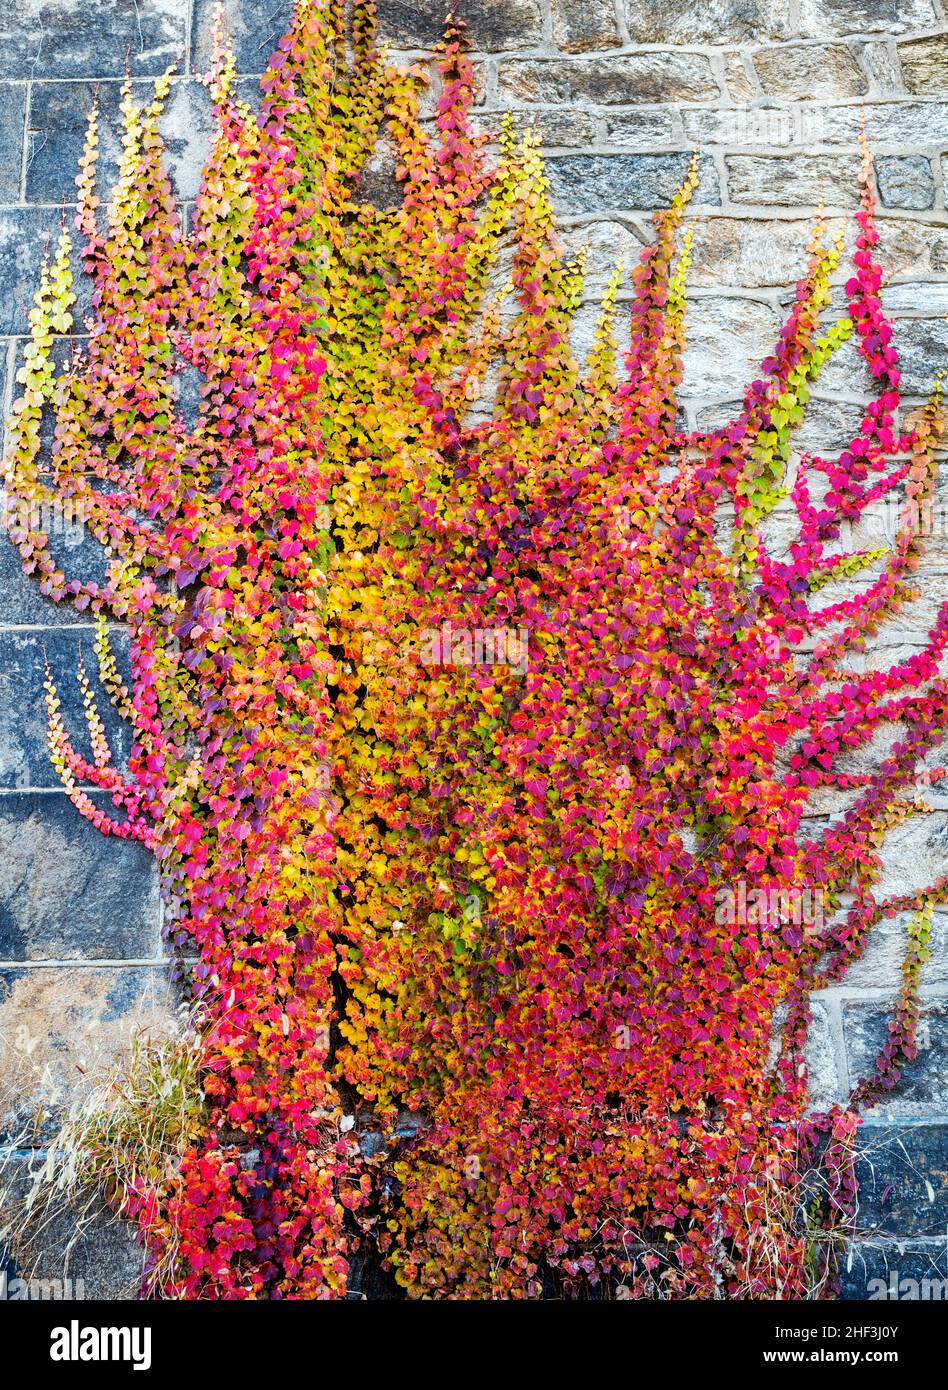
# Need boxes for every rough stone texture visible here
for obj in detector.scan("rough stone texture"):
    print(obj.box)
[2,0,948,1301]
[497,54,721,106]
[27,80,214,205]
[845,1001,948,1116]
[839,1238,948,1300]
[377,0,544,52]
[752,44,869,100]
[876,154,936,210]
[800,0,939,38]
[192,0,296,73]
[854,1125,948,1237]
[0,1159,145,1298]
[622,0,794,45]
[0,0,186,79]
[0,966,174,1143]
[0,793,160,960]
[899,34,948,95]
[726,153,865,207]
[551,0,620,53]
[0,628,132,790]
[546,152,720,214]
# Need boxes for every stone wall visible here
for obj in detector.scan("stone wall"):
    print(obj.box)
[2,0,948,1298]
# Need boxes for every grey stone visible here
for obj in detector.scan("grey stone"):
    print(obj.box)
[807,999,844,1109]
[0,1156,145,1298]
[884,316,948,395]
[844,999,948,1115]
[497,54,721,107]
[546,153,720,215]
[839,1238,948,1300]
[0,0,186,80]
[828,101,948,148]
[0,528,110,627]
[0,209,93,336]
[687,215,843,287]
[725,152,864,207]
[603,109,680,148]
[800,0,938,37]
[853,1124,948,1238]
[377,0,544,52]
[899,34,948,96]
[0,965,175,1143]
[680,295,781,397]
[752,44,869,100]
[191,0,291,75]
[26,79,215,208]
[472,108,599,149]
[622,0,793,44]
[876,155,935,211]
[723,53,758,103]
[551,0,621,53]
[0,627,133,790]
[0,792,159,960]
[0,85,25,205]
[855,39,905,95]
[558,221,649,295]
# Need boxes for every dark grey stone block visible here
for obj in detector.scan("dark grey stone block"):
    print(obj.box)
[0,0,186,80]
[0,208,93,336]
[0,84,25,205]
[0,792,159,960]
[0,1156,144,1299]
[855,1124,948,1237]
[839,1239,948,1300]
[191,0,291,75]
[546,153,721,214]
[0,529,110,627]
[844,1000,948,1110]
[26,78,215,211]
[887,317,948,396]
[0,627,133,789]
[378,0,544,51]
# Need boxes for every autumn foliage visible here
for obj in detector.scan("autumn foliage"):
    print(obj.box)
[5,0,948,1298]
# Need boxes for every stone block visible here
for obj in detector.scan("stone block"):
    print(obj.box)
[622,0,793,44]
[855,1125,948,1237]
[753,43,868,100]
[899,34,948,95]
[0,627,133,790]
[0,0,186,80]
[839,1238,948,1300]
[0,209,93,336]
[0,85,25,205]
[552,0,621,53]
[876,155,935,211]
[800,0,938,38]
[191,0,291,75]
[0,792,159,960]
[0,965,175,1143]
[26,78,215,207]
[844,998,948,1115]
[377,0,544,52]
[546,153,720,215]
[497,54,720,107]
[0,1157,144,1299]
[680,295,781,397]
[725,152,864,207]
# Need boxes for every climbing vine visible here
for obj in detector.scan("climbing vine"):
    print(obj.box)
[6,0,948,1299]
